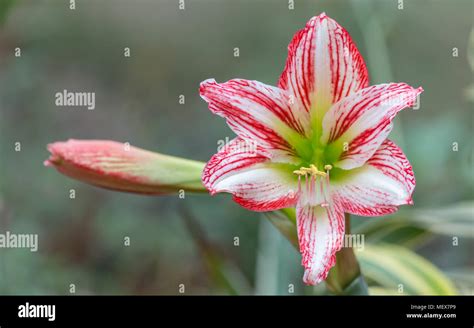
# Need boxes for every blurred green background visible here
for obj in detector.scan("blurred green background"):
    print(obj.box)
[0,0,472,295]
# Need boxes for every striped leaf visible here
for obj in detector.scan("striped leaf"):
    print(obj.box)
[357,244,457,295]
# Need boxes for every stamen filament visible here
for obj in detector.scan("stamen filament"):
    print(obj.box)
[294,164,333,208]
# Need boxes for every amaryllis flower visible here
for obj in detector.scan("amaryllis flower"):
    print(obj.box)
[200,13,423,285]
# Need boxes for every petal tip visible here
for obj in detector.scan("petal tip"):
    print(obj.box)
[200,78,216,89]
[205,184,218,196]
[307,13,329,26]
[46,141,59,153]
[199,78,218,99]
[45,142,67,167]
[303,270,326,286]
[318,12,328,19]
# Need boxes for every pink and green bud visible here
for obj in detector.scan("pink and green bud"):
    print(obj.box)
[45,139,206,194]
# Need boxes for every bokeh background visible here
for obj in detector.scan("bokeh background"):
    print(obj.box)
[0,0,472,295]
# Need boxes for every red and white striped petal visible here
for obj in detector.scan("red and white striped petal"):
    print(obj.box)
[332,139,415,216]
[200,79,310,163]
[321,83,423,170]
[202,138,298,212]
[278,13,369,121]
[296,201,345,285]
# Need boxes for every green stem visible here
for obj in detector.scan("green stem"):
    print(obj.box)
[325,214,367,294]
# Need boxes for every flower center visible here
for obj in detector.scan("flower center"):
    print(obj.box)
[293,164,333,207]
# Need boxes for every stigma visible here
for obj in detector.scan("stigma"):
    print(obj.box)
[293,164,332,207]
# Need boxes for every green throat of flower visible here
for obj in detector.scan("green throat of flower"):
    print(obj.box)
[284,108,349,206]
[289,119,344,175]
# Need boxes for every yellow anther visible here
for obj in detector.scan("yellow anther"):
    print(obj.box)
[309,164,325,177]
[324,164,333,171]
[293,169,308,176]
[293,164,329,177]
[300,167,312,173]
[314,171,327,177]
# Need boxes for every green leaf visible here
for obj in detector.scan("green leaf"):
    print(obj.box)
[354,202,474,248]
[254,218,304,295]
[368,287,399,295]
[357,244,458,295]
[445,269,474,295]
[337,275,369,295]
[180,208,251,295]
[354,218,432,248]
[263,209,298,249]
[404,202,474,238]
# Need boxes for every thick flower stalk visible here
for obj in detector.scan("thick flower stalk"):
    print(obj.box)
[200,13,422,285]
